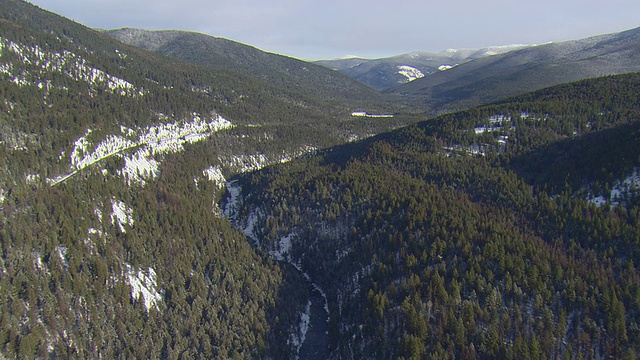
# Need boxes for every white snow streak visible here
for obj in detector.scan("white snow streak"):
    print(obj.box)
[589,168,640,207]
[289,300,311,359]
[120,148,160,186]
[125,265,161,311]
[270,234,293,262]
[438,64,457,71]
[110,199,134,233]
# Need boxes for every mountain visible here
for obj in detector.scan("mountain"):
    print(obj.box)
[226,73,640,358]
[104,28,399,107]
[4,0,640,359]
[392,26,640,111]
[0,1,426,358]
[315,44,532,90]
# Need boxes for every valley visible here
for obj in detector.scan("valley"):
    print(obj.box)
[226,73,640,358]
[1,0,640,359]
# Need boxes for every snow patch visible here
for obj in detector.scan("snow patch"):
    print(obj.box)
[203,165,226,188]
[242,209,262,242]
[397,65,424,82]
[438,64,457,71]
[351,111,394,118]
[49,114,233,186]
[223,154,269,173]
[279,145,318,163]
[589,168,640,207]
[120,148,160,186]
[88,227,102,236]
[72,133,137,171]
[125,265,161,311]
[25,173,40,184]
[94,207,103,224]
[33,252,46,274]
[443,144,487,157]
[223,180,242,221]
[270,234,294,262]
[590,195,607,207]
[288,300,311,359]
[56,246,68,269]
[85,228,103,255]
[139,114,231,154]
[110,199,134,233]
[0,37,144,96]
[219,145,318,174]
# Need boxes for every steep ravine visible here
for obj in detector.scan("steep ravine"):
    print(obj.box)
[298,281,330,359]
[222,181,330,359]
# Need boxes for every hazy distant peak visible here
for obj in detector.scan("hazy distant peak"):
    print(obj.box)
[104,27,183,51]
[439,44,535,58]
[334,55,365,60]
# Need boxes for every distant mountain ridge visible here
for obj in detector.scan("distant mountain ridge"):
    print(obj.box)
[106,26,640,115]
[390,26,640,111]
[104,28,390,105]
[314,44,534,89]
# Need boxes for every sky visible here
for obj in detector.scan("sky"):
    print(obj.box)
[27,0,640,60]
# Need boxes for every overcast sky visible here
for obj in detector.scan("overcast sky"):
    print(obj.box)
[27,0,640,60]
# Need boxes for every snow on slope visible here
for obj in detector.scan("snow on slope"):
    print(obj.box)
[397,65,424,82]
[125,265,162,311]
[589,168,640,207]
[70,130,137,171]
[202,165,226,189]
[218,145,317,174]
[438,64,457,71]
[0,37,144,97]
[48,114,233,186]
[440,44,534,58]
[111,198,134,233]
[288,300,311,359]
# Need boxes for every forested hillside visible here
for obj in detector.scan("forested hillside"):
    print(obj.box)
[4,0,640,359]
[104,28,399,108]
[228,73,640,359]
[0,0,423,358]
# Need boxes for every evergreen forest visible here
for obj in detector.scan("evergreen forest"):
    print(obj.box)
[229,73,640,359]
[1,0,640,359]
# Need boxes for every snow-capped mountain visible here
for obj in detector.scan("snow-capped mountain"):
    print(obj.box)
[392,26,640,110]
[315,44,533,89]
